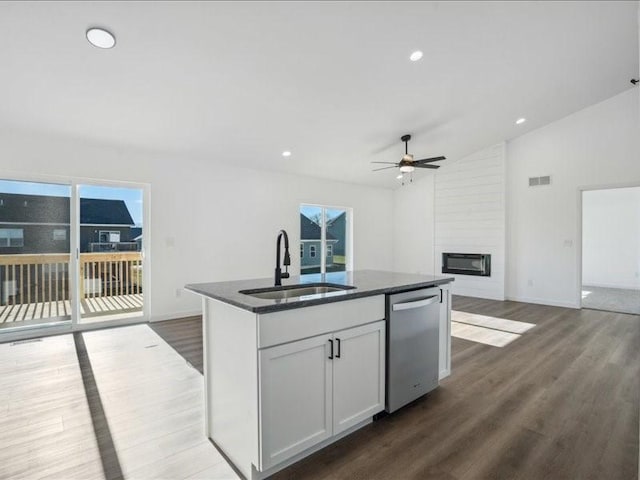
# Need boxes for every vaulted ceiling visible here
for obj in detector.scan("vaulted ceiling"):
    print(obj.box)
[0,1,637,187]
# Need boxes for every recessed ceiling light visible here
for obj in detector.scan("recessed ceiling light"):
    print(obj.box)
[86,27,116,49]
[515,118,526,125]
[409,51,423,62]
[282,151,291,157]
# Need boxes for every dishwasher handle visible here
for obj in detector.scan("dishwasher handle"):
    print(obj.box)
[392,295,440,311]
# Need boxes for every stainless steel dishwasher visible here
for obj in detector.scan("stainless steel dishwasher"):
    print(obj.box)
[386,288,440,413]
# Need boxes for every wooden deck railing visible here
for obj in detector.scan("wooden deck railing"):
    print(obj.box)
[0,252,143,307]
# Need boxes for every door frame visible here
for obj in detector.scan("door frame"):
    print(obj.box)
[0,171,150,342]
[576,181,640,309]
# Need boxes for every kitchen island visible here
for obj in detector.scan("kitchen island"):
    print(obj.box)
[185,270,454,479]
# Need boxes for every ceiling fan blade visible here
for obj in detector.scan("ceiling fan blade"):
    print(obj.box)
[372,166,398,171]
[414,164,440,169]
[370,161,399,164]
[413,156,446,164]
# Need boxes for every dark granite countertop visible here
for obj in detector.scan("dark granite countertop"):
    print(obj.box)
[185,270,454,314]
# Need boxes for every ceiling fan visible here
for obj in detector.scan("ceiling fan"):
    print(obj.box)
[371,134,445,183]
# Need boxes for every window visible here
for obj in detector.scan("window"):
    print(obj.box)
[0,228,24,247]
[300,204,350,274]
[99,230,121,243]
[53,229,67,241]
[300,244,304,258]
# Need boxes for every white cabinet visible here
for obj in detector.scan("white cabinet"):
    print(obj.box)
[333,322,385,434]
[258,321,385,471]
[258,334,333,470]
[439,285,452,379]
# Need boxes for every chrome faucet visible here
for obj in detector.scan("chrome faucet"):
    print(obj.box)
[275,229,291,286]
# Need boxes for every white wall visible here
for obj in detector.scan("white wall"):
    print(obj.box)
[393,143,506,300]
[0,128,394,321]
[392,175,435,275]
[582,187,640,290]
[506,87,640,308]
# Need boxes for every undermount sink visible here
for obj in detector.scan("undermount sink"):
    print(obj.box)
[239,283,355,300]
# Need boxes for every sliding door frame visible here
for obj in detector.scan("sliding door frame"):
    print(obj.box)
[0,171,150,342]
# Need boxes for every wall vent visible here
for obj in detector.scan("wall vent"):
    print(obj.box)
[528,175,551,187]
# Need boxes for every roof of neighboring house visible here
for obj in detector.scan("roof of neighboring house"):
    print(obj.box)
[300,213,336,241]
[80,198,134,225]
[327,211,346,226]
[0,193,134,225]
[130,227,142,239]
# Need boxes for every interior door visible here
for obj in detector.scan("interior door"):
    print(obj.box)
[332,321,385,435]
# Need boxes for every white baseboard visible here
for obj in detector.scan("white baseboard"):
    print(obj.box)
[150,310,201,322]
[505,296,579,309]
[582,282,640,291]
[453,290,506,301]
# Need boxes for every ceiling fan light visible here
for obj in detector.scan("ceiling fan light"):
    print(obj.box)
[399,165,415,173]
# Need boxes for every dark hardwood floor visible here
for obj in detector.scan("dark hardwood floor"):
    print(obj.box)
[155,297,640,480]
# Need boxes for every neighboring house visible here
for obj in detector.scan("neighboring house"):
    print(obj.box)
[0,193,138,254]
[326,212,346,260]
[80,198,137,252]
[130,227,143,251]
[300,213,338,272]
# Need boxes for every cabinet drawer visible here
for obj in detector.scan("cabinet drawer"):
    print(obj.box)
[257,295,385,348]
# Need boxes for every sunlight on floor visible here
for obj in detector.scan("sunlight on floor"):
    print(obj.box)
[451,311,536,347]
[582,290,592,299]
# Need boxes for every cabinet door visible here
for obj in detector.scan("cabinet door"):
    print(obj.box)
[439,287,451,379]
[258,334,333,470]
[332,321,385,435]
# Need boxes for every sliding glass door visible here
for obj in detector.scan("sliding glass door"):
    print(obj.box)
[77,184,145,324]
[0,179,73,332]
[0,178,147,336]
[300,204,350,275]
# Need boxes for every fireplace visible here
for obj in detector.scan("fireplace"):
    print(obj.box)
[442,253,491,277]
